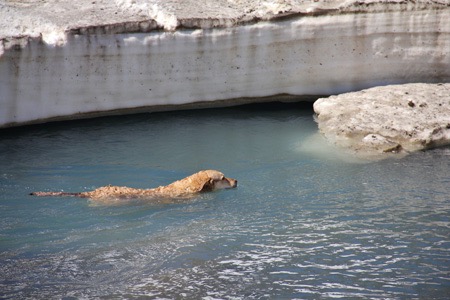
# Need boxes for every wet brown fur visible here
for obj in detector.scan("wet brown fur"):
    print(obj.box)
[30,170,237,201]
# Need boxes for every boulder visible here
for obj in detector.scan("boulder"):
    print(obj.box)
[313,83,450,159]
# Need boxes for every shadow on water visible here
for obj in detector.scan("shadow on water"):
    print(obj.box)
[1,102,449,299]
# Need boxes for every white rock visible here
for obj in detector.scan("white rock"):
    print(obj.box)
[314,83,450,159]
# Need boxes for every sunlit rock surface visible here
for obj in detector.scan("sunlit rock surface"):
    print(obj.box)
[1,0,449,127]
[314,83,450,159]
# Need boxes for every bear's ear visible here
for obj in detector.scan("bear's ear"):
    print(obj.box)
[200,178,215,192]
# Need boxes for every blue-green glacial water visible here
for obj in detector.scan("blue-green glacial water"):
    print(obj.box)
[0,104,449,299]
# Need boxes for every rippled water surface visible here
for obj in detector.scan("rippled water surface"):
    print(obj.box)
[1,104,449,299]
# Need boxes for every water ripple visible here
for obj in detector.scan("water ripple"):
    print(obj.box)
[1,110,449,299]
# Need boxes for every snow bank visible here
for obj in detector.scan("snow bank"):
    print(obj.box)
[1,1,449,127]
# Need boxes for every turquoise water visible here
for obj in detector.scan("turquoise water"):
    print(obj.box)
[0,104,449,299]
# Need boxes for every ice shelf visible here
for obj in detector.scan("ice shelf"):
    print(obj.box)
[1,0,449,128]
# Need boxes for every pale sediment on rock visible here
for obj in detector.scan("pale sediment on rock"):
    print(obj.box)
[313,83,450,159]
[0,1,449,127]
